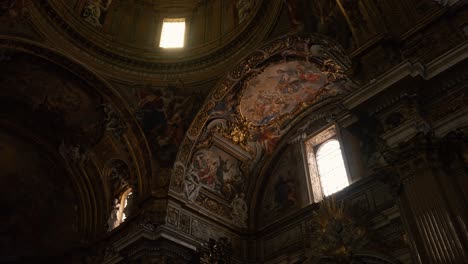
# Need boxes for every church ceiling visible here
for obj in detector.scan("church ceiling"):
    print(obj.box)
[1,0,467,261]
[0,39,154,250]
[240,61,335,126]
[170,35,355,229]
[0,52,106,147]
[27,0,281,85]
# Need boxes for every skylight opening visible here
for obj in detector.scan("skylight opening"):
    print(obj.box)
[159,18,186,48]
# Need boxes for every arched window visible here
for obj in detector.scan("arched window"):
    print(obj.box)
[316,139,349,196]
[304,125,350,202]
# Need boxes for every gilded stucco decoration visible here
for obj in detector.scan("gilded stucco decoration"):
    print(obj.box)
[308,197,367,263]
[30,0,283,85]
[171,34,353,229]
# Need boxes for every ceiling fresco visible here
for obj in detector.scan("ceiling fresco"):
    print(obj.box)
[170,35,354,229]
[186,147,245,201]
[133,85,202,168]
[25,0,283,87]
[240,61,327,125]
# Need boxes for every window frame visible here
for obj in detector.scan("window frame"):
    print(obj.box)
[301,123,352,203]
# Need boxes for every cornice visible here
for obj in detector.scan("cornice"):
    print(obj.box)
[343,40,468,110]
[29,0,283,85]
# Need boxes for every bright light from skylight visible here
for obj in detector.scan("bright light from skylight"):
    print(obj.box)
[159,18,185,48]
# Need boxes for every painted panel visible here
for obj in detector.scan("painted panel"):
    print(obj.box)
[240,61,326,125]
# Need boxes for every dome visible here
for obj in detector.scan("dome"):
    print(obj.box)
[31,0,282,84]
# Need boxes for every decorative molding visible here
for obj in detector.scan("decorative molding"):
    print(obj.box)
[343,41,468,109]
[29,0,283,85]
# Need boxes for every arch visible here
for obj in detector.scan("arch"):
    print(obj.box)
[171,34,354,229]
[0,36,152,239]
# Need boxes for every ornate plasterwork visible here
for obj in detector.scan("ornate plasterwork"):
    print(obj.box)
[28,0,282,84]
[308,197,367,262]
[170,35,353,229]
[0,38,153,236]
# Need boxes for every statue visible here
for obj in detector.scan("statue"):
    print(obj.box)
[236,0,252,23]
[230,193,248,228]
[308,197,367,263]
[82,0,112,28]
[107,198,120,231]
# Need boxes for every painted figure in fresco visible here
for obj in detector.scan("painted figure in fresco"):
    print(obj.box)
[260,98,290,125]
[215,157,227,191]
[188,149,243,200]
[209,93,237,121]
[136,87,197,166]
[273,65,322,95]
[253,126,283,154]
[274,175,297,210]
[252,90,291,125]
[252,90,271,122]
[275,68,301,94]
[218,158,242,200]
[200,158,219,188]
[243,61,326,126]
[296,64,322,83]
[190,151,219,189]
